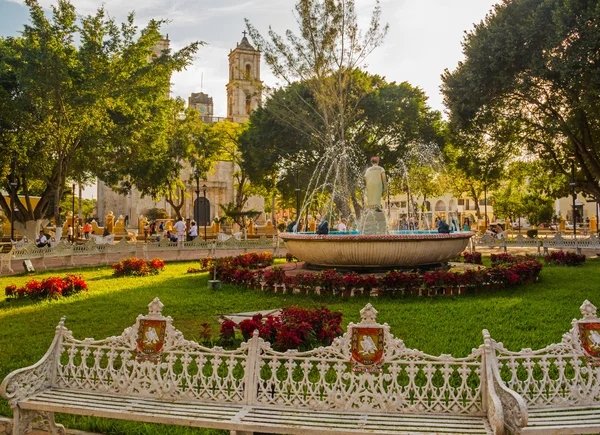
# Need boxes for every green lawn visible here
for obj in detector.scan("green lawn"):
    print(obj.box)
[0,257,598,434]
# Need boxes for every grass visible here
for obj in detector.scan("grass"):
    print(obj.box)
[0,256,598,434]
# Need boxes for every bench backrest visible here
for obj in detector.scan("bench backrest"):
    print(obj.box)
[493,300,600,408]
[49,300,485,415]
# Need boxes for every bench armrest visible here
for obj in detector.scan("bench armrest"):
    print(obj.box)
[483,330,528,434]
[0,318,64,407]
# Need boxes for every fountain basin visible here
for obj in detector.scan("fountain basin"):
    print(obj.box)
[280,232,474,269]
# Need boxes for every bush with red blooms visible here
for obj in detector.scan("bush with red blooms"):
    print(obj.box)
[462,251,483,264]
[227,306,343,351]
[5,274,87,300]
[199,252,274,274]
[544,250,586,266]
[219,319,236,344]
[112,257,165,277]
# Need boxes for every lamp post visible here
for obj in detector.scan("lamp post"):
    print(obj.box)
[72,181,76,241]
[570,160,577,237]
[194,168,200,227]
[295,166,300,229]
[203,184,207,241]
[9,152,17,241]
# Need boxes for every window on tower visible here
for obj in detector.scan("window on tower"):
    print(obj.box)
[245,64,251,78]
[245,95,251,114]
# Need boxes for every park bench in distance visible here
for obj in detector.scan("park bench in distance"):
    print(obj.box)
[5,299,600,434]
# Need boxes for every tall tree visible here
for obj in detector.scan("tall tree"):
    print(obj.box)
[442,0,600,201]
[246,0,389,219]
[239,74,445,217]
[0,0,200,237]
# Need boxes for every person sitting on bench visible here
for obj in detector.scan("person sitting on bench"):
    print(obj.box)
[35,230,50,248]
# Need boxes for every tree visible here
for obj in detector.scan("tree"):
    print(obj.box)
[245,0,389,219]
[239,73,445,218]
[442,0,600,202]
[102,104,221,220]
[444,131,511,222]
[0,0,200,238]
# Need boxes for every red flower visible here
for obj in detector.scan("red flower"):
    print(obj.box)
[220,320,236,340]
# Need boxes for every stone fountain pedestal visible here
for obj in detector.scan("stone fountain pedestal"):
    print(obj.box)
[362,209,387,235]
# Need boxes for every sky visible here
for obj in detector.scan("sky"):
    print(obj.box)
[0,0,499,197]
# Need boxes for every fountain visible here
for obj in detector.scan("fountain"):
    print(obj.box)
[280,155,473,270]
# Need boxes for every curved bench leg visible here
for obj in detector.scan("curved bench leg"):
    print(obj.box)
[13,408,65,435]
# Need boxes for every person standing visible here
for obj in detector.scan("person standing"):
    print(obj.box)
[67,225,74,243]
[188,221,198,241]
[173,217,186,246]
[83,222,92,239]
[337,219,347,232]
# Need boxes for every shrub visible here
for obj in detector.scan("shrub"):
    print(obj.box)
[200,252,274,274]
[285,253,298,262]
[526,229,538,238]
[462,251,482,264]
[544,250,586,266]
[220,306,343,351]
[112,257,165,277]
[5,274,87,300]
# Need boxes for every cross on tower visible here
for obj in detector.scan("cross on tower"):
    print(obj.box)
[242,30,247,38]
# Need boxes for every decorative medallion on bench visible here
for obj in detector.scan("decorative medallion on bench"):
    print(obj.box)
[577,299,600,366]
[350,304,385,373]
[135,298,167,362]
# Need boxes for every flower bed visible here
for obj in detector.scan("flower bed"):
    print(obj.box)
[544,250,586,266]
[196,252,273,274]
[5,274,87,300]
[208,253,542,297]
[112,257,165,277]
[462,251,482,264]
[220,306,343,351]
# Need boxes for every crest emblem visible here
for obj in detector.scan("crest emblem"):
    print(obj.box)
[351,327,384,373]
[579,322,600,365]
[136,319,167,362]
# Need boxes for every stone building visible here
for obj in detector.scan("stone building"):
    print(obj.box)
[96,34,265,229]
[188,92,214,123]
[226,32,262,123]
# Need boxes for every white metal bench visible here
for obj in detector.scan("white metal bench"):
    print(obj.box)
[486,299,600,434]
[1,300,499,435]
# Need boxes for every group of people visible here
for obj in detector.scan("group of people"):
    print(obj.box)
[154,217,198,243]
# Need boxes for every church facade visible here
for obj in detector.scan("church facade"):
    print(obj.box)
[96,34,265,229]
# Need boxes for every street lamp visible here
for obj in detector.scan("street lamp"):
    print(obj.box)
[202,184,207,240]
[9,152,17,241]
[570,160,577,237]
[295,166,300,230]
[194,168,201,226]
[72,181,76,241]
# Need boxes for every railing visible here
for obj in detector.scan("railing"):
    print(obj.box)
[2,236,283,271]
[471,232,600,254]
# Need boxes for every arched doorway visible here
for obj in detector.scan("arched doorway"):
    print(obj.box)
[195,197,211,227]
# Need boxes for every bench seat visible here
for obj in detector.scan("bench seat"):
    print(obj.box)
[22,388,493,435]
[523,405,600,434]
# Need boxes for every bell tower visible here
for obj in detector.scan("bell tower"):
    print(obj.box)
[226,31,262,123]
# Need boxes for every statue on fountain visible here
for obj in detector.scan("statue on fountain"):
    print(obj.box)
[365,157,387,210]
[362,157,388,234]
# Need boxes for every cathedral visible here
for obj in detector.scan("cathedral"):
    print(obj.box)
[97,34,265,228]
